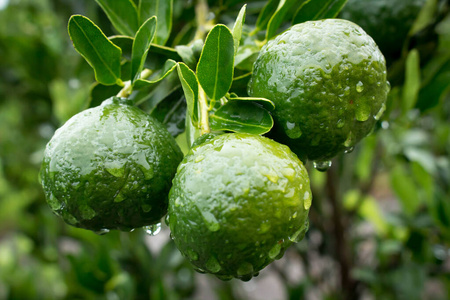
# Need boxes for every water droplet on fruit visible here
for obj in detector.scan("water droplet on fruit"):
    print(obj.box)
[374,103,386,120]
[356,81,364,93]
[187,249,199,261]
[193,267,206,274]
[356,104,370,121]
[344,131,355,147]
[164,214,170,226]
[199,210,220,232]
[80,205,96,220]
[285,121,302,139]
[141,204,152,212]
[143,223,161,236]
[268,243,281,259]
[237,262,254,277]
[47,193,62,211]
[195,155,205,163]
[258,222,270,234]
[303,191,311,209]
[313,160,331,172]
[95,228,110,235]
[205,256,221,273]
[344,147,354,154]
[217,274,233,281]
[337,119,345,128]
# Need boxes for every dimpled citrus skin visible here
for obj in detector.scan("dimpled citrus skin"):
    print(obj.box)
[168,133,311,281]
[340,0,425,62]
[39,97,183,232]
[248,19,390,162]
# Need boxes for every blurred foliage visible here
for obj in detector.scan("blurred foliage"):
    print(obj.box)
[0,0,449,299]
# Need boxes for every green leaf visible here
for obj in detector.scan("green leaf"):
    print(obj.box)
[255,0,280,31]
[177,63,199,125]
[409,0,438,36]
[227,94,275,111]
[402,49,421,114]
[109,35,134,60]
[232,5,246,55]
[390,164,422,216]
[266,0,303,40]
[209,101,273,135]
[234,45,260,71]
[94,0,139,37]
[292,0,348,25]
[175,45,197,69]
[133,59,177,89]
[150,88,186,137]
[197,24,235,101]
[68,15,123,86]
[131,16,157,83]
[139,0,173,45]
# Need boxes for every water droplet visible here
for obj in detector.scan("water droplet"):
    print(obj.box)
[47,193,62,211]
[268,243,281,259]
[258,222,270,234]
[343,131,355,147]
[205,256,221,273]
[313,160,332,172]
[143,223,161,236]
[281,167,295,181]
[344,147,354,154]
[106,166,126,178]
[262,168,279,183]
[356,103,371,121]
[193,267,206,274]
[237,262,254,277]
[285,121,302,139]
[303,191,311,209]
[187,249,199,261]
[356,81,364,93]
[217,274,233,281]
[195,155,205,163]
[142,204,152,213]
[292,211,298,219]
[200,210,220,232]
[95,228,110,235]
[140,165,154,180]
[80,205,96,220]
[289,220,309,242]
[374,103,386,120]
[337,119,345,128]
[164,214,170,226]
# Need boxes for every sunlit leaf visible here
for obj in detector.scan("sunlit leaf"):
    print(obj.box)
[131,16,157,83]
[197,25,235,101]
[255,0,280,31]
[177,63,199,125]
[232,5,246,55]
[133,59,177,89]
[68,15,122,86]
[402,49,421,114]
[94,0,139,37]
[209,101,273,134]
[227,94,275,110]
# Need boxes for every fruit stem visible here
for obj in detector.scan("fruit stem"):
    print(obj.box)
[116,69,153,98]
[198,85,210,135]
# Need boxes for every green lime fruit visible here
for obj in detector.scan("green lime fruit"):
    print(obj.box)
[168,133,311,281]
[340,0,425,62]
[248,19,390,166]
[39,97,183,232]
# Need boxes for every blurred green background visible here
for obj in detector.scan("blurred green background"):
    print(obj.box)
[0,0,449,299]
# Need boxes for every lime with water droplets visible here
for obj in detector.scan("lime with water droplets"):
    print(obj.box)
[248,19,390,163]
[168,133,311,281]
[39,97,183,232]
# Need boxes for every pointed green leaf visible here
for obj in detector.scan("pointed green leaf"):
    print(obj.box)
[133,59,177,89]
[109,35,134,60]
[68,15,122,86]
[267,0,306,40]
[94,0,139,37]
[255,0,280,31]
[139,0,173,45]
[227,95,275,111]
[232,5,246,55]
[131,16,157,83]
[177,63,199,125]
[292,0,348,25]
[402,49,421,114]
[197,24,235,101]
[210,101,273,135]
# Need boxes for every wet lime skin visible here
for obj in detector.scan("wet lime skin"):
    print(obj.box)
[39,97,183,231]
[168,133,311,281]
[248,19,390,162]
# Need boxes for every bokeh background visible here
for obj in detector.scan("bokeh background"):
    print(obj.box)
[0,0,449,299]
